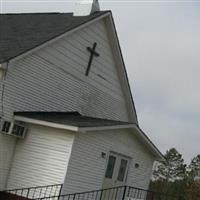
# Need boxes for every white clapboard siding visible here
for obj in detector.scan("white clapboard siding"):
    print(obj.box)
[6,124,74,190]
[0,135,16,191]
[62,129,154,194]
[1,18,131,122]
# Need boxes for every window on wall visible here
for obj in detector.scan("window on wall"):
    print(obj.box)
[117,159,128,182]
[105,155,116,179]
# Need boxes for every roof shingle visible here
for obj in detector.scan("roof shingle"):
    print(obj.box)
[0,11,109,63]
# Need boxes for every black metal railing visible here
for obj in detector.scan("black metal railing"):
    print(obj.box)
[34,185,182,200]
[127,186,182,200]
[4,183,63,199]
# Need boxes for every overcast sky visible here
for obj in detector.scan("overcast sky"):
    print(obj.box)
[1,0,200,163]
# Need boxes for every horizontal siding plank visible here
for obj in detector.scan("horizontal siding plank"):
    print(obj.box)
[57,38,120,85]
[6,125,74,190]
[38,47,123,98]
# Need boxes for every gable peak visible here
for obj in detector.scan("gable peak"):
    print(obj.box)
[74,0,100,16]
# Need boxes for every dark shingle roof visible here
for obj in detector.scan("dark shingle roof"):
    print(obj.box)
[14,111,131,128]
[0,11,109,63]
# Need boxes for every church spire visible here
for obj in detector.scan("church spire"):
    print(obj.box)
[73,0,100,16]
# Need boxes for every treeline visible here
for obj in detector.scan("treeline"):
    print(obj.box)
[149,148,200,200]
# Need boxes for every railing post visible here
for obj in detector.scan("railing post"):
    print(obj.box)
[122,186,127,200]
[26,188,30,198]
[59,184,63,196]
[150,191,154,200]
[127,186,130,197]
[99,189,103,200]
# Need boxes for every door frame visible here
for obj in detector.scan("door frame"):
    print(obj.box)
[102,151,132,189]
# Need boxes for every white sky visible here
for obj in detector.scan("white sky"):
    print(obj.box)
[1,0,200,163]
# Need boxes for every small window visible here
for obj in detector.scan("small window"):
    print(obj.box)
[117,159,128,182]
[105,155,116,179]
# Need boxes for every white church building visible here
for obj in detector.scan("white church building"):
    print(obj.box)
[0,0,164,198]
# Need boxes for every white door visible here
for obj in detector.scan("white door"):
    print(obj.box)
[103,152,130,189]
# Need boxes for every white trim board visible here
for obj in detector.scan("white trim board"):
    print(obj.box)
[14,116,135,132]
[14,116,79,132]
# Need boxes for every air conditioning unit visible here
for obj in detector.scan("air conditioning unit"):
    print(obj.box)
[11,123,27,138]
[0,119,27,139]
[0,119,12,134]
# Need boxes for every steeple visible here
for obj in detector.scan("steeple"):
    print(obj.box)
[74,0,100,16]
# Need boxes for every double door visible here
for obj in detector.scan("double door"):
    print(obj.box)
[103,152,130,189]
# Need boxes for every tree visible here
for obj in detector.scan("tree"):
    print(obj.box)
[151,148,187,198]
[150,150,200,200]
[152,148,186,182]
[187,155,200,182]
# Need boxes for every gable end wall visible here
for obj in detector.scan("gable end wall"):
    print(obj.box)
[1,18,132,123]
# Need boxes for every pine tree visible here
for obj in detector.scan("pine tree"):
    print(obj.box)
[152,148,186,181]
[188,155,200,182]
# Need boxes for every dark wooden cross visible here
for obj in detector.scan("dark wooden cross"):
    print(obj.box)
[85,42,100,76]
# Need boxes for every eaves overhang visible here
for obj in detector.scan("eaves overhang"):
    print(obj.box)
[14,115,164,161]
